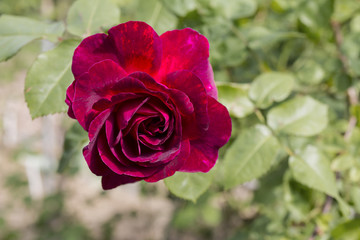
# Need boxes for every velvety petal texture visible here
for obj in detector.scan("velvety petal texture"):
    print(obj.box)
[66,21,231,190]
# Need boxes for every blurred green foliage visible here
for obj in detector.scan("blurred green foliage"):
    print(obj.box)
[2,0,360,239]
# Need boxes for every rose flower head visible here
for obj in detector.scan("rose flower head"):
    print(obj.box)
[66,21,232,190]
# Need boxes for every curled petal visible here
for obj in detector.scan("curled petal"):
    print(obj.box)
[102,172,142,190]
[72,60,127,130]
[108,21,162,75]
[116,97,149,131]
[165,70,209,139]
[87,59,127,90]
[159,28,217,98]
[88,109,112,141]
[180,97,231,172]
[97,132,162,177]
[83,142,112,176]
[145,140,190,182]
[65,81,76,118]
[72,33,120,77]
[129,72,194,115]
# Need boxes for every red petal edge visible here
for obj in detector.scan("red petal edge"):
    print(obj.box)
[180,97,232,172]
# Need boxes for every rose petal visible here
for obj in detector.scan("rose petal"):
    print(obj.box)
[145,140,190,182]
[105,115,117,146]
[116,97,149,131]
[97,132,162,177]
[121,133,180,164]
[158,28,217,98]
[72,60,128,130]
[108,21,162,75]
[88,109,112,140]
[72,33,120,77]
[180,96,231,172]
[83,143,112,176]
[129,72,194,115]
[65,81,76,118]
[87,59,128,90]
[121,107,182,164]
[102,173,142,190]
[165,70,209,139]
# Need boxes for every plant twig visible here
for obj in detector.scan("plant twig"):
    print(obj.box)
[331,20,358,140]
[308,196,333,240]
[331,21,351,74]
[344,87,358,140]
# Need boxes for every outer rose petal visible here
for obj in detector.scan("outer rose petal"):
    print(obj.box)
[159,28,217,98]
[83,143,112,176]
[65,81,75,118]
[72,34,120,77]
[102,173,143,190]
[72,60,127,130]
[82,109,113,175]
[108,21,162,75]
[145,140,190,182]
[180,97,232,172]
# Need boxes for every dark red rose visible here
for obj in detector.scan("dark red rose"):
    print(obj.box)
[66,21,232,190]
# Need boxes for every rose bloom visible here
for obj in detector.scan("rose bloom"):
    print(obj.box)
[66,21,232,190]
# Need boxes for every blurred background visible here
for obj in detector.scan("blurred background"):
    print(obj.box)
[1,0,360,239]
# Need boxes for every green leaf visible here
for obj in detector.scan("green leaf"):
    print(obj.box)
[67,0,120,37]
[58,123,88,174]
[0,15,64,62]
[289,145,350,216]
[350,187,360,213]
[160,0,197,17]
[249,72,295,109]
[296,60,325,85]
[350,14,360,33]
[332,0,360,23]
[331,219,360,240]
[222,124,281,189]
[331,154,355,172]
[25,40,80,119]
[133,0,177,34]
[164,171,213,202]
[267,96,328,136]
[211,36,247,67]
[342,33,360,77]
[217,82,255,118]
[297,0,333,41]
[172,205,198,229]
[210,0,257,19]
[289,145,338,197]
[246,27,304,50]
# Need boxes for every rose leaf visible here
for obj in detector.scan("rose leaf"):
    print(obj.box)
[164,171,213,202]
[267,96,328,137]
[25,39,80,119]
[0,15,64,62]
[222,124,281,190]
[67,0,120,37]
